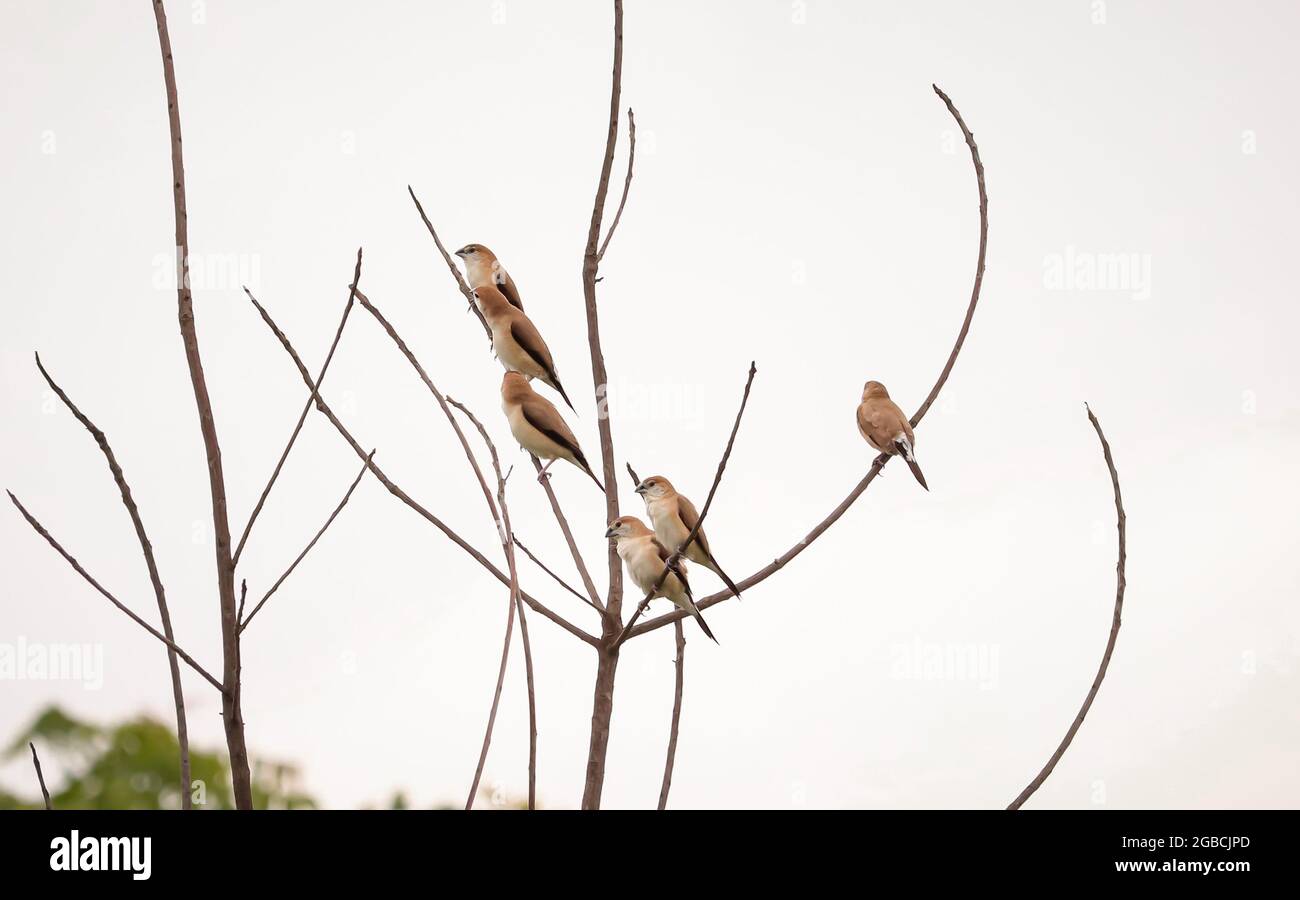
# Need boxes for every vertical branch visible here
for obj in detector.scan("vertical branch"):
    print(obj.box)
[657,621,685,810]
[29,743,51,810]
[579,0,625,814]
[596,108,636,263]
[1007,405,1127,810]
[150,0,251,808]
[34,354,193,808]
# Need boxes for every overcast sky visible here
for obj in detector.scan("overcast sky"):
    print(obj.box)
[2,0,1297,809]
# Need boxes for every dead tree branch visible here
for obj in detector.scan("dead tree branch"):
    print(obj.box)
[32,352,193,807]
[30,743,51,810]
[596,108,636,263]
[239,451,375,633]
[1007,404,1127,810]
[531,455,605,610]
[234,249,363,567]
[626,82,989,641]
[243,288,598,646]
[7,491,222,691]
[657,621,685,810]
[150,0,252,807]
[514,535,599,611]
[407,185,490,338]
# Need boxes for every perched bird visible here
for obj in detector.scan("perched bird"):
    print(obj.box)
[857,380,929,490]
[501,372,604,491]
[455,243,523,311]
[473,283,576,413]
[605,515,718,643]
[635,475,742,599]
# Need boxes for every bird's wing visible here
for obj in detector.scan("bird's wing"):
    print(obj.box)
[651,536,692,598]
[674,494,712,556]
[857,402,888,449]
[509,317,559,383]
[520,396,581,459]
[496,269,524,311]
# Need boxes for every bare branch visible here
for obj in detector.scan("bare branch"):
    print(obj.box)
[407,185,490,339]
[240,451,375,633]
[243,287,598,646]
[657,621,685,810]
[7,491,223,692]
[616,361,757,646]
[514,535,602,612]
[1007,404,1127,810]
[626,83,990,641]
[29,743,51,810]
[33,352,193,807]
[448,399,533,810]
[532,455,605,610]
[150,0,252,808]
[596,108,636,263]
[234,248,363,567]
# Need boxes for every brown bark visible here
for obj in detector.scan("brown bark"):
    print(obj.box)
[657,621,686,810]
[150,0,251,808]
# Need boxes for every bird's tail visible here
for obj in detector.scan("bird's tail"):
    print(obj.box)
[894,437,929,491]
[689,602,719,644]
[702,548,743,600]
[573,452,606,493]
[553,377,578,415]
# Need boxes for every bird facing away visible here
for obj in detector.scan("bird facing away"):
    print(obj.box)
[474,283,576,413]
[455,243,523,312]
[501,372,604,492]
[605,515,718,643]
[857,380,929,490]
[635,475,742,599]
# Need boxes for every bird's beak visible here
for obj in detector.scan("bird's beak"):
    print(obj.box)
[454,248,468,258]
[604,527,617,539]
[634,483,647,495]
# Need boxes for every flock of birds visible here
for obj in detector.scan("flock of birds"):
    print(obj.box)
[453,243,928,643]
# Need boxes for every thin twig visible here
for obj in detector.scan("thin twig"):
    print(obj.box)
[615,361,757,646]
[240,451,375,633]
[236,579,248,625]
[1007,404,1127,810]
[449,399,534,810]
[514,535,601,611]
[657,621,685,810]
[7,491,222,691]
[234,248,363,567]
[33,352,193,808]
[626,83,990,641]
[29,743,51,810]
[406,185,490,339]
[532,455,605,610]
[596,108,636,263]
[243,287,598,646]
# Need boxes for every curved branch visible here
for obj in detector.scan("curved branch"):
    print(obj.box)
[244,287,598,647]
[626,83,990,641]
[597,108,636,263]
[1007,404,1127,810]
[7,491,223,692]
[657,621,685,810]
[34,352,194,807]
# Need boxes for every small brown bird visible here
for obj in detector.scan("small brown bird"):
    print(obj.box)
[455,243,523,311]
[605,515,718,643]
[857,380,928,490]
[474,283,576,413]
[635,475,742,599]
[501,372,603,491]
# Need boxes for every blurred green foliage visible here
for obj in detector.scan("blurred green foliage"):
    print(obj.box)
[3,705,316,810]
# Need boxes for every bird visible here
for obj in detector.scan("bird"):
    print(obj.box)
[635,475,742,599]
[605,515,718,643]
[473,282,577,413]
[455,243,524,311]
[501,372,604,491]
[856,380,928,490]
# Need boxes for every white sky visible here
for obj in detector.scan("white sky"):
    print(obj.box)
[1,0,1297,809]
